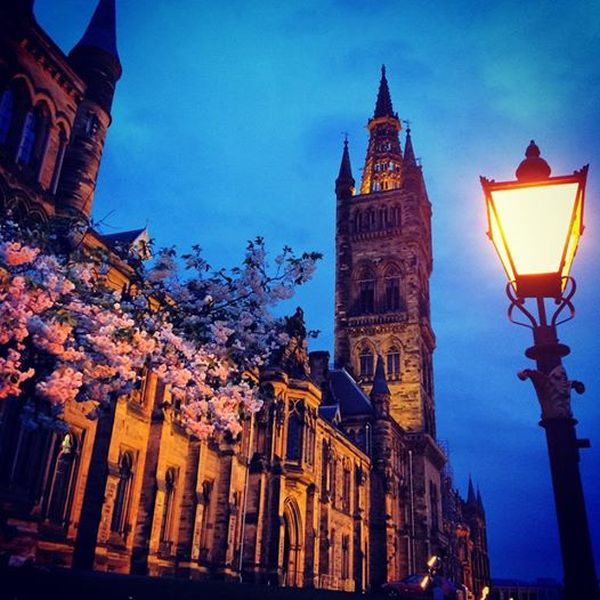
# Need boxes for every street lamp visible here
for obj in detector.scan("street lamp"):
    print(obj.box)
[481,141,598,600]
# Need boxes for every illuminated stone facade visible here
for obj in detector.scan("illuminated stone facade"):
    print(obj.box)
[0,1,489,596]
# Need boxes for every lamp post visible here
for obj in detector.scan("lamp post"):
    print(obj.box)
[481,141,599,600]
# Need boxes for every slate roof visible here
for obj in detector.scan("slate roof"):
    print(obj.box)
[72,0,120,62]
[328,368,373,417]
[102,227,146,248]
[318,404,341,425]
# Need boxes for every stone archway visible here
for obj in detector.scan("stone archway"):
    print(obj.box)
[282,498,302,587]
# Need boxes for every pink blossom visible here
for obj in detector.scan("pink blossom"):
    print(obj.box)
[0,241,39,266]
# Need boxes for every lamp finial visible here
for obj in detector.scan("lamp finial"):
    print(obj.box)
[516,140,551,181]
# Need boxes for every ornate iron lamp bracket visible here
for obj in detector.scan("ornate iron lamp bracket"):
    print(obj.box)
[506,276,576,330]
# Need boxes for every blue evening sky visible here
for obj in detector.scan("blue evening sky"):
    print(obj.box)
[35,0,600,583]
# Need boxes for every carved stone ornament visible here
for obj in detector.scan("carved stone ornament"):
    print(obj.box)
[518,364,585,420]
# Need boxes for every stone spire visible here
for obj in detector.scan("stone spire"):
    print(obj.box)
[403,126,417,167]
[477,487,485,512]
[467,476,477,505]
[371,355,390,396]
[335,137,355,197]
[360,67,403,195]
[370,355,391,418]
[374,65,395,118]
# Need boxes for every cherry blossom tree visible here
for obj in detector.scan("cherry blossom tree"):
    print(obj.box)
[0,218,321,439]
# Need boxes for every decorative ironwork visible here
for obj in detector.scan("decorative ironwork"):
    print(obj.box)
[506,276,576,330]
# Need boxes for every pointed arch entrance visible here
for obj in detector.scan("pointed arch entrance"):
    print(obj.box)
[282,498,302,587]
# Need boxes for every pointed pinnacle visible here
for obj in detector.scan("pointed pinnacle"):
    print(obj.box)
[371,355,390,397]
[374,64,395,118]
[467,476,477,504]
[336,137,355,187]
[404,126,417,167]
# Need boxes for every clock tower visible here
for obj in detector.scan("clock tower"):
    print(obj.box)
[334,66,436,436]
[334,67,446,570]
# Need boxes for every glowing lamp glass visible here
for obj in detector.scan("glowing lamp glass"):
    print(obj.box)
[484,174,586,298]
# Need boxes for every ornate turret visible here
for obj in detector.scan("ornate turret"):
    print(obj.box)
[359,65,403,195]
[57,0,121,220]
[68,0,121,113]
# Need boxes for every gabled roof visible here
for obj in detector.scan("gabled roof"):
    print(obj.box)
[328,368,373,417]
[102,227,146,247]
[101,227,151,260]
[319,404,341,425]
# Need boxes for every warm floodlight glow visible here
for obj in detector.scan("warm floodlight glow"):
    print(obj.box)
[482,167,587,298]
[427,554,440,569]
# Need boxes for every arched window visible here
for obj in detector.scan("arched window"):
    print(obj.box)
[0,88,14,144]
[198,479,213,560]
[387,346,401,380]
[16,108,37,165]
[45,432,79,526]
[50,124,67,194]
[0,397,53,499]
[356,268,375,314]
[1,80,31,159]
[384,267,401,311]
[16,103,50,173]
[341,534,350,579]
[286,399,304,461]
[160,467,177,545]
[359,346,374,378]
[111,452,133,535]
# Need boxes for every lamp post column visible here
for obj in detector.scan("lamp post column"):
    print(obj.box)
[519,311,598,600]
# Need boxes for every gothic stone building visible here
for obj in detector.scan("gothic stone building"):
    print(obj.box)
[0,1,490,596]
